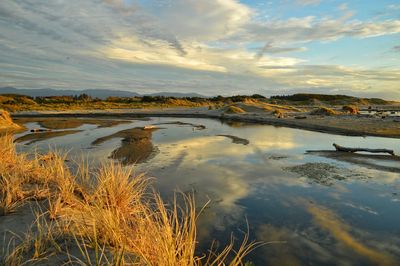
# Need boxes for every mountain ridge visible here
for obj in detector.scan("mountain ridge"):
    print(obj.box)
[0,87,206,99]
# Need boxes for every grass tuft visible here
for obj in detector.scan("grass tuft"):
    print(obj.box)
[225,105,246,114]
[310,107,339,116]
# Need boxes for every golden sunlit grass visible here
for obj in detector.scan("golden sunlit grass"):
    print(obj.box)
[0,109,23,132]
[224,105,246,114]
[0,135,260,265]
[272,109,285,118]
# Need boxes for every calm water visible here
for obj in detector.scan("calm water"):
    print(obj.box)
[15,117,400,265]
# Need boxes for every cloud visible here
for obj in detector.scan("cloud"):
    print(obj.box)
[387,4,400,11]
[255,43,306,59]
[393,45,400,52]
[295,0,321,6]
[241,16,400,44]
[101,37,227,72]
[136,0,251,41]
[0,0,399,99]
[307,203,396,265]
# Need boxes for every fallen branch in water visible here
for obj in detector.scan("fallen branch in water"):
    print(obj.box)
[333,143,395,156]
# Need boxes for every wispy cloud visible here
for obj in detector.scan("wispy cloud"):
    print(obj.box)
[241,15,400,44]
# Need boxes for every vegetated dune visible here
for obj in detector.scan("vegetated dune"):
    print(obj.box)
[1,92,398,113]
[224,105,246,114]
[0,94,37,106]
[234,99,303,114]
[0,109,22,131]
[270,93,396,106]
[0,135,259,264]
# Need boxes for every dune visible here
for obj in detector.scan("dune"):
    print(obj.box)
[0,109,23,131]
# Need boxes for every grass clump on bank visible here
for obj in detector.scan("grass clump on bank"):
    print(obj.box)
[272,109,286,118]
[224,105,246,114]
[310,107,339,116]
[0,135,259,265]
[342,105,359,114]
[0,109,23,132]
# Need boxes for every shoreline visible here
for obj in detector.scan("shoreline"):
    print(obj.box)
[10,108,400,139]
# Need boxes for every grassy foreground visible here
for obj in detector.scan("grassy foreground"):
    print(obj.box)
[0,135,258,265]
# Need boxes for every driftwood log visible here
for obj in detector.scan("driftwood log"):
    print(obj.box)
[333,143,395,156]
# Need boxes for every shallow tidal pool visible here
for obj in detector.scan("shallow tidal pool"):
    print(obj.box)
[15,117,400,265]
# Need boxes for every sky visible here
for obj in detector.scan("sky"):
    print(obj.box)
[0,0,399,99]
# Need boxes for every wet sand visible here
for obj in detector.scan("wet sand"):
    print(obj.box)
[217,134,250,145]
[307,150,400,173]
[13,117,131,130]
[92,127,160,165]
[152,121,206,130]
[14,130,82,145]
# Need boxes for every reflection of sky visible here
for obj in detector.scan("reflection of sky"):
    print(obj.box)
[15,117,400,265]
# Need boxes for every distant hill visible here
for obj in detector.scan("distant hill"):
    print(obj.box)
[0,87,206,99]
[0,87,140,99]
[145,92,206,98]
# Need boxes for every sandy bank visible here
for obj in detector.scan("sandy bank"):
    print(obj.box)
[92,127,160,165]
[11,107,400,138]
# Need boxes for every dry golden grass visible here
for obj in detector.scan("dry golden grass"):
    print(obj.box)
[263,103,303,113]
[0,109,23,132]
[272,109,285,118]
[310,107,340,116]
[0,135,260,265]
[223,100,303,115]
[224,105,246,114]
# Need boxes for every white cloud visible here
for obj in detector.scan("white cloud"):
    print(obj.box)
[241,16,400,44]
[137,0,252,41]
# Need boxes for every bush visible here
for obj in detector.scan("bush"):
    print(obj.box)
[141,96,166,103]
[310,107,339,116]
[342,105,359,114]
[251,94,266,99]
